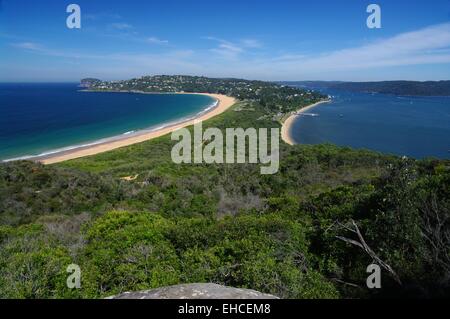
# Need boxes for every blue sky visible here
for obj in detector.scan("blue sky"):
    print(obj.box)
[1,0,450,81]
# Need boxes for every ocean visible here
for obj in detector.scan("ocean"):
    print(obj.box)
[0,83,216,161]
[289,88,450,159]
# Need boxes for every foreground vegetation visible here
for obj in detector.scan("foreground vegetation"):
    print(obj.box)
[0,78,449,299]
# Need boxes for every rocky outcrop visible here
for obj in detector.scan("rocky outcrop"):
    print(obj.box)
[106,283,279,299]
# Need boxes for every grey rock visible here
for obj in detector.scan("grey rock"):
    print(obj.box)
[106,283,279,299]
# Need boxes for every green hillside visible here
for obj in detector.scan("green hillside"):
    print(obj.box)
[0,77,449,299]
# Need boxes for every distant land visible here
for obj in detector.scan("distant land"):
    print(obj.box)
[280,80,450,96]
[79,78,102,88]
[79,75,325,112]
[83,77,450,97]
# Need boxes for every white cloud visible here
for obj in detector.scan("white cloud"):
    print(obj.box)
[205,37,244,59]
[7,23,450,81]
[241,39,262,48]
[11,42,42,51]
[210,43,242,59]
[244,23,450,78]
[145,37,169,45]
[109,23,133,30]
[205,37,263,59]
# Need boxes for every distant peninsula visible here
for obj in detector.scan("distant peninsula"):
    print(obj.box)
[281,80,450,96]
[79,78,102,88]
[79,75,326,116]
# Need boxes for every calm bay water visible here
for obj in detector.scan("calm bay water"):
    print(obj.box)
[0,83,216,160]
[289,88,450,159]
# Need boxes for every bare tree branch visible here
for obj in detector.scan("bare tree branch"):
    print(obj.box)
[336,219,402,285]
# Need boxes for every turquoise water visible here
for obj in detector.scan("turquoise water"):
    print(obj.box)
[0,83,216,160]
[289,88,450,159]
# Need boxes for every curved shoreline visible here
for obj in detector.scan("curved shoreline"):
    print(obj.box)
[281,100,331,145]
[34,93,236,164]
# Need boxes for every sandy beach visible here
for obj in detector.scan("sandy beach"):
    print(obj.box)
[281,100,331,145]
[39,93,236,164]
